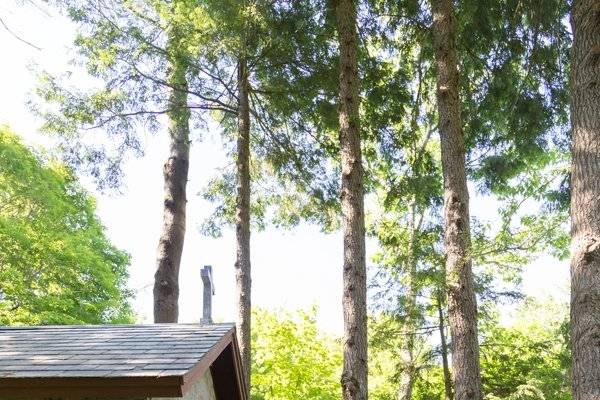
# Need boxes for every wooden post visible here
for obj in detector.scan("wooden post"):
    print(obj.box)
[201,265,215,324]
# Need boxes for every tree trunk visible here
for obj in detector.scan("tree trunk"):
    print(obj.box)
[334,1,368,399]
[569,2,600,399]
[397,203,418,400]
[429,1,482,399]
[153,31,190,324]
[397,295,416,400]
[438,291,454,400]
[235,55,252,395]
[397,363,414,400]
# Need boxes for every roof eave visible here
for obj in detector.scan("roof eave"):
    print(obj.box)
[182,325,248,400]
[0,376,184,398]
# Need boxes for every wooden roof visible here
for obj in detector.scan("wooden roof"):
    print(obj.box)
[0,323,247,399]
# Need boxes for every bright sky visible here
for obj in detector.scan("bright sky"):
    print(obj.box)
[0,1,569,335]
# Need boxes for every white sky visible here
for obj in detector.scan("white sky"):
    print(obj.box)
[0,1,569,335]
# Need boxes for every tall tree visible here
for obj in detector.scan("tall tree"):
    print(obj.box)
[569,1,600,399]
[196,0,256,389]
[35,0,238,322]
[197,4,341,389]
[153,22,191,323]
[429,0,482,399]
[334,0,368,398]
[236,50,252,393]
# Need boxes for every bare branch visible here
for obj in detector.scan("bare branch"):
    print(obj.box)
[0,16,42,50]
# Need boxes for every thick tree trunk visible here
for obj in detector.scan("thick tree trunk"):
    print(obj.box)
[569,2,600,399]
[430,1,482,399]
[235,55,252,395]
[438,291,454,400]
[153,34,190,323]
[334,1,368,399]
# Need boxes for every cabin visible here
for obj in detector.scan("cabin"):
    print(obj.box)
[0,323,246,400]
[0,267,246,400]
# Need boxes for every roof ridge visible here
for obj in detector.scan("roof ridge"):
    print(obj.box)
[0,322,235,331]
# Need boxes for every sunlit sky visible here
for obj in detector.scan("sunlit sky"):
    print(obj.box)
[0,1,569,334]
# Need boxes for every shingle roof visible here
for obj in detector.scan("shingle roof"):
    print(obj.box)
[0,323,233,379]
[0,323,246,399]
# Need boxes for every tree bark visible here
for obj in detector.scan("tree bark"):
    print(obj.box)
[430,1,482,399]
[397,203,418,400]
[397,362,414,400]
[334,1,368,399]
[235,55,252,395]
[569,2,600,399]
[438,291,454,400]
[153,30,190,323]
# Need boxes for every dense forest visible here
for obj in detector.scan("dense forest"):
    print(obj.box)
[0,0,598,399]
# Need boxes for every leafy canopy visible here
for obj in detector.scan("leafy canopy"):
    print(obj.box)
[0,126,133,325]
[251,307,342,400]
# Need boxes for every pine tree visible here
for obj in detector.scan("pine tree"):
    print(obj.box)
[569,1,600,399]
[429,0,482,398]
[153,21,190,323]
[334,0,368,398]
[36,0,238,323]
[235,52,252,392]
